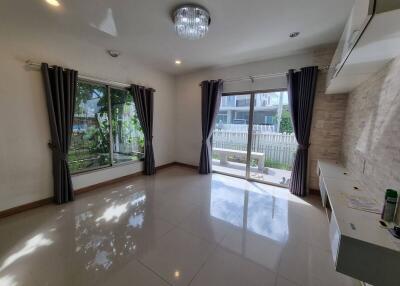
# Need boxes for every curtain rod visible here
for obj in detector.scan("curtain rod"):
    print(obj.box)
[25,60,156,92]
[199,65,329,86]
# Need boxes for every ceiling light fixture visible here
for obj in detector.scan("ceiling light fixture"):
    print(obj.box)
[289,32,300,38]
[46,0,60,7]
[175,60,182,65]
[172,4,211,40]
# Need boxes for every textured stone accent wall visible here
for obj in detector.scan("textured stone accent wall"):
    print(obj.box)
[342,57,400,200]
[309,80,347,190]
[308,48,348,191]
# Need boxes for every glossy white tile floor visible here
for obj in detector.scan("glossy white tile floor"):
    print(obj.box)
[0,166,359,286]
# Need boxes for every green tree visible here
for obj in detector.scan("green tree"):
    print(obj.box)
[279,107,293,134]
[78,82,110,154]
[69,82,110,172]
[109,88,144,153]
[70,82,145,172]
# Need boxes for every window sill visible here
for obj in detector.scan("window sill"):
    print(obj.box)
[71,159,143,177]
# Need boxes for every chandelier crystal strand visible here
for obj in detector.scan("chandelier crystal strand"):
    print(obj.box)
[174,5,210,40]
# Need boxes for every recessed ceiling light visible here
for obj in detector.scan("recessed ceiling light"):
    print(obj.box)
[175,60,182,65]
[289,32,300,38]
[46,0,60,7]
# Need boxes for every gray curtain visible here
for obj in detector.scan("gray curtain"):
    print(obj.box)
[199,80,223,174]
[41,63,78,204]
[287,66,318,197]
[131,84,155,175]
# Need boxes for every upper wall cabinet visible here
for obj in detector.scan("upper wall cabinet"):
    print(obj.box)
[326,0,400,94]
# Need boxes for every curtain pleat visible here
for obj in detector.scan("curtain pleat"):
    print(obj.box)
[287,67,318,197]
[131,84,156,175]
[41,63,77,204]
[199,80,223,174]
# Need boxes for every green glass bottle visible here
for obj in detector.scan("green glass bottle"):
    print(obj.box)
[381,189,398,222]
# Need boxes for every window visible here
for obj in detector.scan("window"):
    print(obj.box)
[110,88,144,164]
[69,81,144,173]
[235,111,249,123]
[236,97,250,107]
[264,115,275,125]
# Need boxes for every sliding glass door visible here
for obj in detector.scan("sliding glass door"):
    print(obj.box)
[212,94,251,177]
[212,90,297,187]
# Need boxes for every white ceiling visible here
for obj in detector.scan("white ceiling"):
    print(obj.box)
[1,0,354,74]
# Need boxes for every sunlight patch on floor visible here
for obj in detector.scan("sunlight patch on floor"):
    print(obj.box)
[0,234,53,271]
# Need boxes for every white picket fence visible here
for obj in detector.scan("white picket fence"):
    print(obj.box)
[215,123,276,133]
[212,128,297,170]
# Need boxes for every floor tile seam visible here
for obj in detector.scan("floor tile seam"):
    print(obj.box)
[276,273,304,286]
[215,242,279,275]
[173,215,236,248]
[270,243,285,281]
[276,254,315,286]
[306,240,331,254]
[173,222,228,246]
[186,240,219,286]
[274,275,302,286]
[135,257,174,286]
[154,222,179,241]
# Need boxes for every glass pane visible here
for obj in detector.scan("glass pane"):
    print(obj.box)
[110,88,144,164]
[249,91,297,186]
[69,82,111,173]
[247,191,288,242]
[212,94,251,177]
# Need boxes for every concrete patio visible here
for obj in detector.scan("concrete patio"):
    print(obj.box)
[212,159,291,187]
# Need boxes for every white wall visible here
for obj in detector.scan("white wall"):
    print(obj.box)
[0,26,176,211]
[175,49,332,166]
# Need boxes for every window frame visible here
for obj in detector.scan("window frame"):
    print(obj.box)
[70,79,144,175]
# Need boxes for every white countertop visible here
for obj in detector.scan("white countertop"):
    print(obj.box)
[318,160,400,252]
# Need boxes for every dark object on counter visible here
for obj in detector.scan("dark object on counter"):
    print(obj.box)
[381,189,398,222]
[394,225,400,236]
[389,226,400,239]
[379,220,388,228]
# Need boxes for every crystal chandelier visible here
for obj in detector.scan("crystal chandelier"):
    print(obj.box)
[173,4,211,40]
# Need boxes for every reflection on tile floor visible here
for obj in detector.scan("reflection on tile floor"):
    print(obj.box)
[0,166,358,286]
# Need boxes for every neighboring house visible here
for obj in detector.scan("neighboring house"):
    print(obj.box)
[73,116,98,133]
[217,92,288,132]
